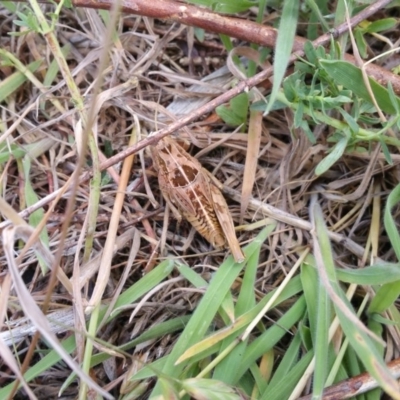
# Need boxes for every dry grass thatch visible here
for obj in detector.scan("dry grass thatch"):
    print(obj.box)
[1,0,400,399]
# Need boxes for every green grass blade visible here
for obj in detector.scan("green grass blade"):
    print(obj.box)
[150,227,272,396]
[262,351,314,400]
[300,258,319,343]
[266,331,302,390]
[176,276,304,365]
[312,266,331,397]
[0,59,42,102]
[233,296,306,383]
[311,197,400,399]
[265,0,299,114]
[337,263,400,285]
[368,183,400,314]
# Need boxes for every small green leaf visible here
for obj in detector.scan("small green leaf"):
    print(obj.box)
[365,18,397,33]
[216,105,244,126]
[380,137,393,165]
[230,92,249,120]
[212,1,256,13]
[315,133,349,175]
[216,93,249,127]
[303,40,318,65]
[354,28,368,59]
[388,82,400,114]
[338,109,359,134]
[299,120,316,144]
[294,101,304,128]
[194,27,205,42]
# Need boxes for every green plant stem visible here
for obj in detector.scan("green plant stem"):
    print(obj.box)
[276,91,400,145]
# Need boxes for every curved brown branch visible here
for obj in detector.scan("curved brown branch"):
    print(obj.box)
[69,0,400,92]
[298,357,400,399]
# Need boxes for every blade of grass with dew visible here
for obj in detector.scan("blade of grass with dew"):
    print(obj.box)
[265,0,299,114]
[368,182,400,314]
[311,199,400,399]
[150,227,271,396]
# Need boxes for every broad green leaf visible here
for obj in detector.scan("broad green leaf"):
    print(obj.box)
[216,93,249,127]
[320,60,400,115]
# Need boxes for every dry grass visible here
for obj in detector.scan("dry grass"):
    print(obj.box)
[1,1,400,399]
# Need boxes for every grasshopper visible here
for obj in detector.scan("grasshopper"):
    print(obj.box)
[151,136,244,263]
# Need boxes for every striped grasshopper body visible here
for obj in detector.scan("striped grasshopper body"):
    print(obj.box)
[151,136,244,263]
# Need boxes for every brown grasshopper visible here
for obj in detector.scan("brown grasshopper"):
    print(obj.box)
[151,136,245,263]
